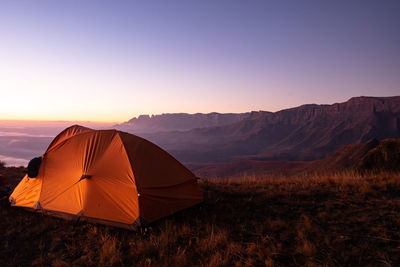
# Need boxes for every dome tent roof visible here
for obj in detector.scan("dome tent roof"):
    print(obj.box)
[10,125,203,229]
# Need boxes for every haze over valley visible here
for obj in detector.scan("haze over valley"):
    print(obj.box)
[0,121,114,166]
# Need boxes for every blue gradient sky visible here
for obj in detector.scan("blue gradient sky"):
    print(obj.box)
[0,1,399,122]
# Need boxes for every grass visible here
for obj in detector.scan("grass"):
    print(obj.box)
[1,169,400,266]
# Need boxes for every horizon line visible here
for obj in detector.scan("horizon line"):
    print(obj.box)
[1,95,398,123]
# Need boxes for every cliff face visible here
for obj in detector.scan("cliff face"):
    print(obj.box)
[139,96,400,163]
[243,96,400,160]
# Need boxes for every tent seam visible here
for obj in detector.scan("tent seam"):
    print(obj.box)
[116,132,142,221]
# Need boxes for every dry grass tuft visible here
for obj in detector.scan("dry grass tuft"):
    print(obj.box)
[99,234,120,266]
[1,169,400,265]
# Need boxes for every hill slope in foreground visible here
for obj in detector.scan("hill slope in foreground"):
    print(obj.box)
[1,167,400,266]
[190,138,400,178]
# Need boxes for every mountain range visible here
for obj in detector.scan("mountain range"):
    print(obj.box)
[116,112,250,133]
[116,96,400,163]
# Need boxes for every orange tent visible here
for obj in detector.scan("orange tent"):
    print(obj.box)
[9,125,203,229]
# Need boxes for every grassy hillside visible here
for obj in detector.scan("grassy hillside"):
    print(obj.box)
[1,169,400,266]
[358,138,400,172]
[190,138,400,179]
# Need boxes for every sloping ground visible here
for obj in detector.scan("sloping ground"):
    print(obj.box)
[309,138,400,173]
[0,165,25,188]
[190,138,399,178]
[358,138,400,171]
[308,138,380,172]
[1,171,400,266]
[188,161,312,179]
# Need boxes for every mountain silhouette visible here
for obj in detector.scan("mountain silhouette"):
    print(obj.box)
[116,112,250,133]
[118,96,399,163]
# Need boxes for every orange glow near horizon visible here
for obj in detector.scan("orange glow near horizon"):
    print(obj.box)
[0,118,119,125]
[0,109,126,124]
[0,113,124,124]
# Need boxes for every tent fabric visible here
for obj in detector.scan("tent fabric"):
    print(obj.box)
[46,125,93,152]
[9,125,203,229]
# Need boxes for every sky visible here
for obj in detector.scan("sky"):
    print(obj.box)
[0,0,399,122]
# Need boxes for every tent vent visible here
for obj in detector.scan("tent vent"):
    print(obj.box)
[79,174,92,181]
